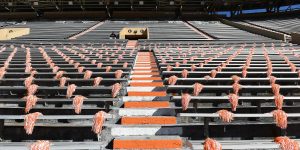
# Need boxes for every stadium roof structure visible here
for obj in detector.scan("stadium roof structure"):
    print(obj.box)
[0,0,299,16]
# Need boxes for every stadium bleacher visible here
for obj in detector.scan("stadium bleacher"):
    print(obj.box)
[244,17,300,34]
[0,9,300,150]
[79,21,208,40]
[10,21,97,40]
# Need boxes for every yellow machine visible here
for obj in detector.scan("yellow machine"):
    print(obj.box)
[119,27,149,40]
[0,28,30,40]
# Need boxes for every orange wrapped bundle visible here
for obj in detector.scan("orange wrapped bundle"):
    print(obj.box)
[221,63,226,68]
[232,83,241,95]
[78,66,85,73]
[168,75,178,85]
[228,93,239,111]
[271,83,280,95]
[68,59,74,65]
[167,65,173,71]
[193,83,203,96]
[66,84,77,98]
[23,95,39,113]
[114,70,123,79]
[289,63,297,72]
[30,70,38,78]
[93,77,103,87]
[181,69,189,78]
[92,111,106,134]
[25,63,32,73]
[105,66,112,72]
[24,77,34,88]
[30,140,50,150]
[191,64,197,72]
[217,109,234,123]
[181,93,191,111]
[52,66,60,73]
[204,75,211,80]
[91,60,97,65]
[74,62,80,69]
[27,84,39,95]
[83,70,93,79]
[210,70,217,78]
[24,112,42,135]
[97,62,103,68]
[231,75,240,83]
[274,136,299,150]
[0,69,6,79]
[54,71,65,79]
[267,69,272,77]
[242,66,247,78]
[199,63,204,68]
[73,95,87,114]
[216,66,222,72]
[203,138,222,150]
[123,62,128,68]
[111,83,121,98]
[269,76,277,84]
[59,77,68,87]
[274,94,284,110]
[272,109,287,129]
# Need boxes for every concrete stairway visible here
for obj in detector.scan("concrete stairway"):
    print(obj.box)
[113,52,182,149]
[126,40,138,49]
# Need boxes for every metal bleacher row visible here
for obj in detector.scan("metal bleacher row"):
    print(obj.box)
[0,41,136,146]
[189,21,271,40]
[148,40,300,149]
[79,21,207,39]
[9,21,97,40]
[243,17,300,34]
[0,17,300,149]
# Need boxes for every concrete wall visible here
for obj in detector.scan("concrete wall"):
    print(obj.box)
[0,28,30,40]
[119,27,148,39]
[220,19,287,41]
[291,32,300,44]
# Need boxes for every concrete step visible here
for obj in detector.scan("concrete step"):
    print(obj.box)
[135,62,157,65]
[126,40,138,48]
[129,82,164,87]
[133,69,159,72]
[131,70,158,73]
[130,75,159,78]
[132,72,160,75]
[129,80,156,83]
[131,77,162,80]
[124,101,170,108]
[113,136,182,149]
[133,67,152,69]
[122,96,170,102]
[111,126,182,136]
[127,91,167,96]
[127,87,165,92]
[118,108,175,116]
[121,116,177,125]
[134,64,157,67]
